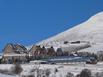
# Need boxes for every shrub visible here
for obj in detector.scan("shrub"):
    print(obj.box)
[76,74,80,77]
[66,72,74,77]
[11,64,23,75]
[80,69,91,77]
[54,68,58,73]
[45,69,51,77]
[94,72,103,77]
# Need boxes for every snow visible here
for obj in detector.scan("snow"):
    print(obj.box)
[37,12,103,46]
[0,62,103,77]
[37,41,90,52]
[0,64,16,77]
[59,42,90,52]
[78,43,103,54]
[0,74,16,77]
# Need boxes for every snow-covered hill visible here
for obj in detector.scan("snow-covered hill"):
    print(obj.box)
[38,12,103,46]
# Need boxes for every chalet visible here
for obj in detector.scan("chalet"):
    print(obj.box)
[47,46,56,56]
[56,48,63,56]
[3,53,28,64]
[40,46,47,58]
[29,45,47,59]
[2,43,28,64]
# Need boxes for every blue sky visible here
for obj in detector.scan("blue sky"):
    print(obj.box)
[0,0,103,51]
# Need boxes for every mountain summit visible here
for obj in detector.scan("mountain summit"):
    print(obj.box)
[38,12,103,46]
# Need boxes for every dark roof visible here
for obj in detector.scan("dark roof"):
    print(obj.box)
[3,43,28,54]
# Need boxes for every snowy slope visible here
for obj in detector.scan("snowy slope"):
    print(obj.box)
[38,12,103,46]
[0,74,15,77]
[78,43,103,53]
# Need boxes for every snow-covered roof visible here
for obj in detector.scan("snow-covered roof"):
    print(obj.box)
[78,44,103,54]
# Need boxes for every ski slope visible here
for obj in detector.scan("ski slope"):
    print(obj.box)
[38,12,103,46]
